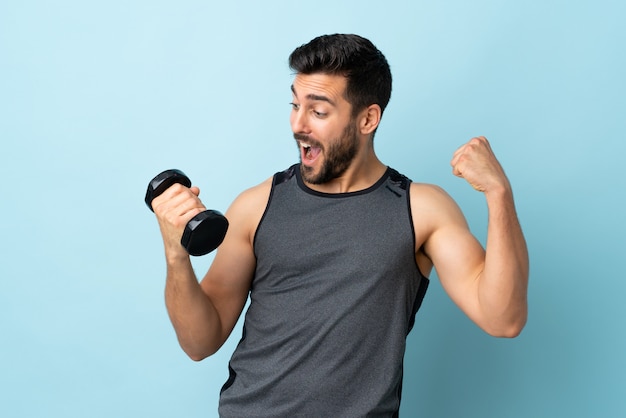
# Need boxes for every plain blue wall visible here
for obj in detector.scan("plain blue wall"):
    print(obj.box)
[1,1,624,417]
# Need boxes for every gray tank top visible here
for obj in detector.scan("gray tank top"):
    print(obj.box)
[219,164,429,417]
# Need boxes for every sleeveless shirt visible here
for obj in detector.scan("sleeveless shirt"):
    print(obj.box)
[218,164,429,417]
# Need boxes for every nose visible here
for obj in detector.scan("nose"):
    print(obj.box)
[290,107,309,135]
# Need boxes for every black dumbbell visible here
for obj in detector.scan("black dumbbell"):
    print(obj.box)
[145,169,229,256]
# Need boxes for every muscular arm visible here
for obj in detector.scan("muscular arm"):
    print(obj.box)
[153,178,271,360]
[418,137,528,337]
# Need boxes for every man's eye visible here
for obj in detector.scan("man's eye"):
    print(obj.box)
[290,102,300,110]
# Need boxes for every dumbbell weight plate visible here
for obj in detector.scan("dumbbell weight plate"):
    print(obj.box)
[182,210,229,256]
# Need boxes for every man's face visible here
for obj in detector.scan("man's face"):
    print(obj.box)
[290,73,360,185]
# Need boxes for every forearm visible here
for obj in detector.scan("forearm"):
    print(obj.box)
[164,255,223,360]
[478,185,529,337]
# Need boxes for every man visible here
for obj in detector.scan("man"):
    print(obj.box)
[151,34,528,417]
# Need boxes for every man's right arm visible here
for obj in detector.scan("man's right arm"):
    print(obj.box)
[153,178,271,360]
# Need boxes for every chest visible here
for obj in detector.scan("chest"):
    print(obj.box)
[253,181,417,293]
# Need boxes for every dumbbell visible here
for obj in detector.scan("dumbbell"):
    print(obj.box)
[145,169,229,256]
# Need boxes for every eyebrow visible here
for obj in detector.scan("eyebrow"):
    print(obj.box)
[291,84,336,106]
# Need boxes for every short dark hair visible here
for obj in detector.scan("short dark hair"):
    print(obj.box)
[288,34,392,118]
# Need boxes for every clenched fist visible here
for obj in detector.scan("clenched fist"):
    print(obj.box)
[152,183,206,257]
[450,136,511,194]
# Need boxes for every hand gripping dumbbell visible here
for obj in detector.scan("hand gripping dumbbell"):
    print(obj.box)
[145,169,229,256]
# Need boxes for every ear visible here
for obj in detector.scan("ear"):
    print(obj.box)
[358,104,382,136]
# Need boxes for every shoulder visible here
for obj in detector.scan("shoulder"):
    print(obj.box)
[221,175,272,242]
[409,182,459,212]
[409,182,469,236]
[228,176,273,217]
[227,164,300,221]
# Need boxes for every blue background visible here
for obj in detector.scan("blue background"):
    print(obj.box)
[1,1,624,417]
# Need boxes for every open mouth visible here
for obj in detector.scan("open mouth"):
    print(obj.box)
[300,141,322,163]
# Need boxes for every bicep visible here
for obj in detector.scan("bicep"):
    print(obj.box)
[418,186,486,321]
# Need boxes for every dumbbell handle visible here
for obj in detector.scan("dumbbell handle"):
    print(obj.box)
[145,169,228,256]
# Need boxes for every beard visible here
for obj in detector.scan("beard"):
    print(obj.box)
[296,121,359,185]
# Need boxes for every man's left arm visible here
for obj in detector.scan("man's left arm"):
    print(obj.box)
[423,136,529,337]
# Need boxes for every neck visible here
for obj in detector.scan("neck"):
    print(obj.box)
[303,148,387,194]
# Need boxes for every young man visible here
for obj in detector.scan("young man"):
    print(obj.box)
[151,34,528,417]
